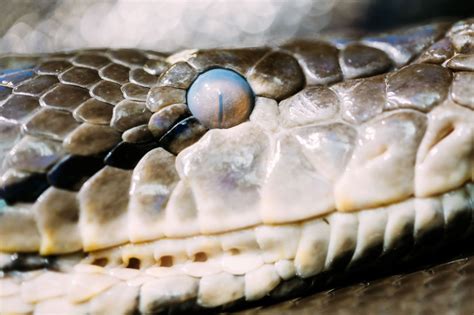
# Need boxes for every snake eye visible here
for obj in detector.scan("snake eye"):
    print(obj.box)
[187,68,254,129]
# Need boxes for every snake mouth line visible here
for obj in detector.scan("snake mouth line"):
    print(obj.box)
[1,183,471,314]
[82,181,474,272]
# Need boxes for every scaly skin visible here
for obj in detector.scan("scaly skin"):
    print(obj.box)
[0,18,473,314]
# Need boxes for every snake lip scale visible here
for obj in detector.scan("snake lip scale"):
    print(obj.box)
[0,18,473,314]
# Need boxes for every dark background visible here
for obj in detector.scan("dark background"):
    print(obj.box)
[363,0,474,29]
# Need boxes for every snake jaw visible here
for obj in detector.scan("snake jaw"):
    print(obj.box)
[23,182,468,310]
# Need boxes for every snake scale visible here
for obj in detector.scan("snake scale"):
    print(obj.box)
[0,18,473,314]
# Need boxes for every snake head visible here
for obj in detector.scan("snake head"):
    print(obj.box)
[0,19,473,313]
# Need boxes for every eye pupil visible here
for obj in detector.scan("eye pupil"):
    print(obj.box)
[187,68,254,129]
[217,91,224,128]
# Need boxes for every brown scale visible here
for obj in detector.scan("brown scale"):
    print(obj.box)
[122,124,154,143]
[36,60,72,75]
[110,100,152,132]
[73,98,114,125]
[281,40,343,85]
[72,53,110,69]
[40,84,90,111]
[121,82,149,101]
[129,68,159,87]
[147,86,186,112]
[63,123,121,156]
[99,63,130,85]
[59,66,101,88]
[24,108,80,141]
[0,49,167,201]
[183,48,268,74]
[90,80,125,105]
[158,62,198,89]
[13,75,58,96]
[339,43,392,79]
[0,95,39,121]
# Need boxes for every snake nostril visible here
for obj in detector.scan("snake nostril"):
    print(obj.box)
[187,68,254,129]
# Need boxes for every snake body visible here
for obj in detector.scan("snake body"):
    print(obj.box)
[0,18,473,314]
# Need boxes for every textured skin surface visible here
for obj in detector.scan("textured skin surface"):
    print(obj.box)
[0,18,473,314]
[239,252,474,315]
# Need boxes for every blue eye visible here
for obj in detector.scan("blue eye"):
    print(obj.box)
[187,68,254,129]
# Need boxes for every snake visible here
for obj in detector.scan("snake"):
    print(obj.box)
[0,17,473,314]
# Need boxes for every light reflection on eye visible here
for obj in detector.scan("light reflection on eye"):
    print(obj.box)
[187,68,254,129]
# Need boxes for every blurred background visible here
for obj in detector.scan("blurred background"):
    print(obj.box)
[1,0,474,54]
